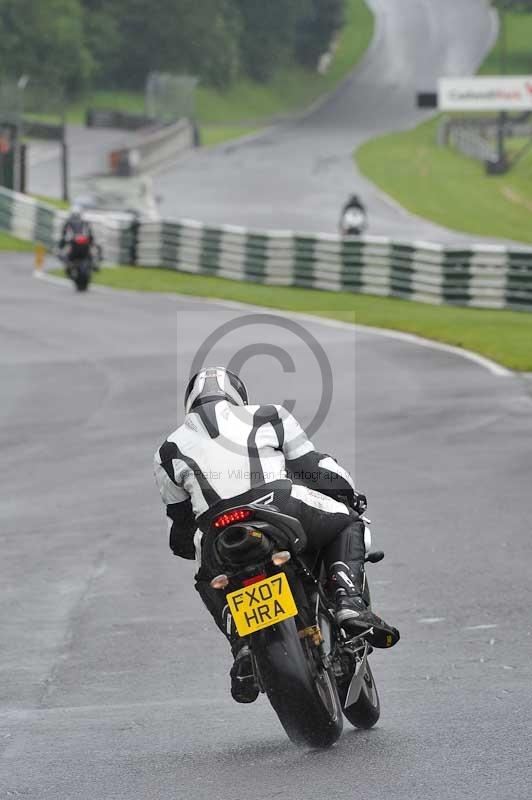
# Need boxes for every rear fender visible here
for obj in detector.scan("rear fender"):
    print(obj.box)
[251,617,316,698]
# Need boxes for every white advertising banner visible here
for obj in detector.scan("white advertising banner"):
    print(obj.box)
[439,77,532,112]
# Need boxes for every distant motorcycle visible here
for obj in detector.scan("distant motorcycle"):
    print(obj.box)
[59,238,101,292]
[203,498,383,748]
[339,207,367,237]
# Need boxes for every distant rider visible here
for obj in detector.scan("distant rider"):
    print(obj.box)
[154,367,399,703]
[58,206,98,270]
[339,193,367,235]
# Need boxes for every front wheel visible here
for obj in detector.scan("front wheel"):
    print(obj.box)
[252,619,343,748]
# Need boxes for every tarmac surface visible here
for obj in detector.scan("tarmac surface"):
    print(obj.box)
[0,257,531,799]
[28,125,139,202]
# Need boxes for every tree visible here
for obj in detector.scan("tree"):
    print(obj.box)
[79,0,121,88]
[0,0,93,97]
[296,0,345,69]
[169,0,242,89]
[0,0,351,96]
[236,0,312,82]
[88,0,241,90]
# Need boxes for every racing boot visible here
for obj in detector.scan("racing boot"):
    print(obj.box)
[195,579,259,703]
[224,606,259,704]
[334,587,400,649]
[324,521,400,649]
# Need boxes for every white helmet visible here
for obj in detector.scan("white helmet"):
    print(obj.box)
[184,367,248,414]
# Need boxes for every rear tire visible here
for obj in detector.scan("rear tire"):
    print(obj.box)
[72,260,91,291]
[252,619,343,748]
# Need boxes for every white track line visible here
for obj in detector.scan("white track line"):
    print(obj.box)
[34,270,72,288]
[464,624,498,631]
[35,270,513,378]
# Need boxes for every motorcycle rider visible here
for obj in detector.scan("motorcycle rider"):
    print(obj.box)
[58,205,98,272]
[154,367,399,703]
[339,193,367,235]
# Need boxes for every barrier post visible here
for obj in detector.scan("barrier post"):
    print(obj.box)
[34,244,45,270]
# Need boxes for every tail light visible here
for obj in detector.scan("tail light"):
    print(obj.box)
[242,573,266,587]
[213,508,253,529]
[74,235,89,245]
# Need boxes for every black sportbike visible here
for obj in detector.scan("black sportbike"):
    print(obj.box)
[203,499,384,748]
[60,237,101,291]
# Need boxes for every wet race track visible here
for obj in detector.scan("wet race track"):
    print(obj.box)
[2,258,532,799]
[2,1,532,798]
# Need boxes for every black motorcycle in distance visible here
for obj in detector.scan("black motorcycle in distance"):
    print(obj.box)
[60,236,101,291]
[204,500,383,748]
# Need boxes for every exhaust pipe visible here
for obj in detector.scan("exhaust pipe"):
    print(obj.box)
[216,525,272,567]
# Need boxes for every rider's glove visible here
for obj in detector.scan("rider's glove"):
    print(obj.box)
[351,492,367,515]
[169,527,196,560]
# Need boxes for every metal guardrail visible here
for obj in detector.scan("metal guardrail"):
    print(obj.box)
[1,187,531,311]
[108,119,196,176]
[86,108,157,131]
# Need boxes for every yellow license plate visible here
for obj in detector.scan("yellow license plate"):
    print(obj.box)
[226,573,298,637]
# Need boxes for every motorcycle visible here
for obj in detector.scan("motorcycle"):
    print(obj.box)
[59,237,101,292]
[339,207,367,237]
[203,496,384,748]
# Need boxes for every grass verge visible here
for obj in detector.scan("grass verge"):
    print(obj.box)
[479,9,532,75]
[81,266,532,371]
[65,90,147,123]
[356,116,532,244]
[200,126,261,148]
[0,231,35,251]
[31,194,69,210]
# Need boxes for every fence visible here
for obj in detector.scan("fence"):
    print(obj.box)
[448,127,497,164]
[145,73,198,123]
[439,115,532,164]
[1,187,531,311]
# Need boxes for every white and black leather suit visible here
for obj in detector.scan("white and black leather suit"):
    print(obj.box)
[154,399,367,649]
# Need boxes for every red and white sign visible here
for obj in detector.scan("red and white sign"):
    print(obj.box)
[439,77,532,112]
